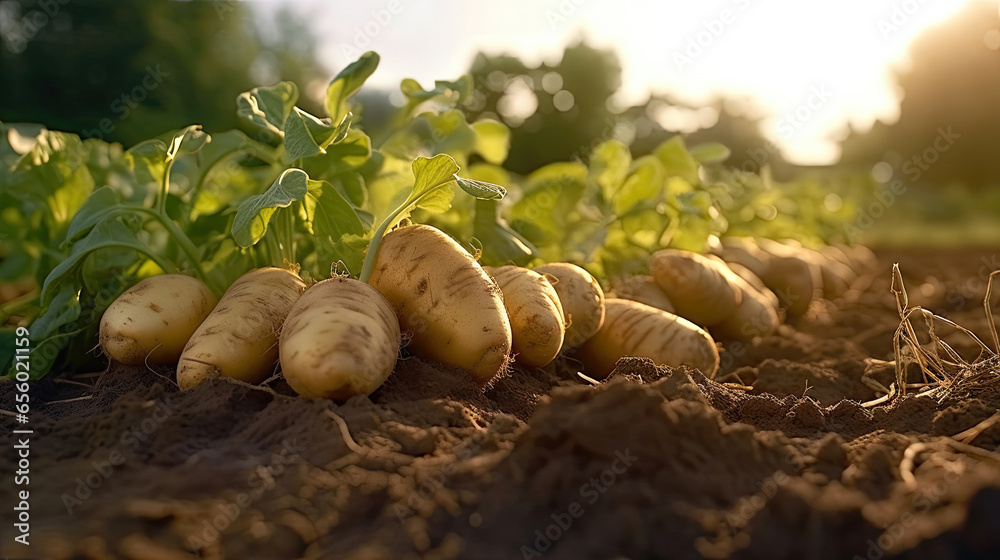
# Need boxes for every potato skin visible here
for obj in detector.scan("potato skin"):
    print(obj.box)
[100,274,216,366]
[613,274,675,314]
[710,273,780,341]
[176,268,306,390]
[280,277,400,400]
[486,265,565,367]
[755,239,822,317]
[533,263,605,349]
[649,249,742,326]
[369,224,512,384]
[576,299,720,380]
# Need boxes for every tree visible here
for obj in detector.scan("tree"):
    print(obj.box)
[840,2,1000,187]
[0,0,324,146]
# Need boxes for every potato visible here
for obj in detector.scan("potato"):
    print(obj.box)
[280,277,400,400]
[711,273,780,341]
[486,265,565,367]
[100,274,216,366]
[369,224,512,384]
[576,299,720,380]
[756,238,822,317]
[533,262,605,349]
[649,249,743,326]
[176,267,306,390]
[726,262,782,319]
[612,275,675,314]
[717,237,818,318]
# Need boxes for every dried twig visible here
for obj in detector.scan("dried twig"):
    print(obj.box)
[952,411,1000,444]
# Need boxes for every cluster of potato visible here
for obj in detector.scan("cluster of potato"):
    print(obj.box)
[611,237,876,346]
[98,226,875,401]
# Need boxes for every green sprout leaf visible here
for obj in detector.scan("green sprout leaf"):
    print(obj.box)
[456,177,506,200]
[654,136,700,184]
[232,168,311,247]
[689,142,731,164]
[325,51,380,122]
[236,81,299,139]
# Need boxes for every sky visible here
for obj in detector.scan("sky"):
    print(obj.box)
[254,0,982,165]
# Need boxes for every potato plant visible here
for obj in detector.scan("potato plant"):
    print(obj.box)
[1,49,868,395]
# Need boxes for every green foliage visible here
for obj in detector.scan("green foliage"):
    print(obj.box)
[1,49,864,380]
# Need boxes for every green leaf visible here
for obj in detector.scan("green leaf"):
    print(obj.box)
[283,107,350,161]
[40,218,169,307]
[511,162,588,244]
[405,154,461,217]
[654,136,700,184]
[614,155,665,216]
[325,51,380,122]
[590,140,631,200]
[236,81,299,139]
[474,198,536,266]
[167,125,209,160]
[689,142,731,164]
[310,128,372,175]
[400,76,473,108]
[126,139,169,187]
[302,180,366,242]
[456,177,506,200]
[63,186,125,244]
[471,120,510,165]
[232,168,311,247]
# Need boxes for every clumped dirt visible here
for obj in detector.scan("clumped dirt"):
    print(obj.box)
[4,248,1000,559]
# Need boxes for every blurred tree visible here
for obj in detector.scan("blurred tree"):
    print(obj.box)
[464,40,788,176]
[466,41,621,174]
[840,1,1000,187]
[0,0,324,146]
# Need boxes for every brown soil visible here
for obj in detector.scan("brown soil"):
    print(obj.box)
[4,248,1000,559]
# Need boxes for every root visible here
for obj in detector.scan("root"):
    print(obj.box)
[886,264,1000,404]
[952,411,1000,444]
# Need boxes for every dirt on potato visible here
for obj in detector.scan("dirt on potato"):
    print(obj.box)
[4,248,1000,559]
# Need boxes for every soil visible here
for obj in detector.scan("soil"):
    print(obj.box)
[4,248,1000,559]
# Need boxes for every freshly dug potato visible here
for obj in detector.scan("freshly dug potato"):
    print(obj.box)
[100,274,216,366]
[613,275,675,314]
[755,239,823,316]
[717,237,819,318]
[726,262,782,319]
[533,262,605,349]
[176,268,306,390]
[486,265,565,368]
[819,245,861,281]
[369,224,512,384]
[711,273,780,341]
[649,249,743,326]
[280,277,400,400]
[576,299,719,379]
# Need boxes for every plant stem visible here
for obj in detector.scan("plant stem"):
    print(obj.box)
[0,289,39,322]
[358,201,411,284]
[157,156,174,217]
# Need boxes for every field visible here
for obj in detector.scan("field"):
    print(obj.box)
[4,248,1000,559]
